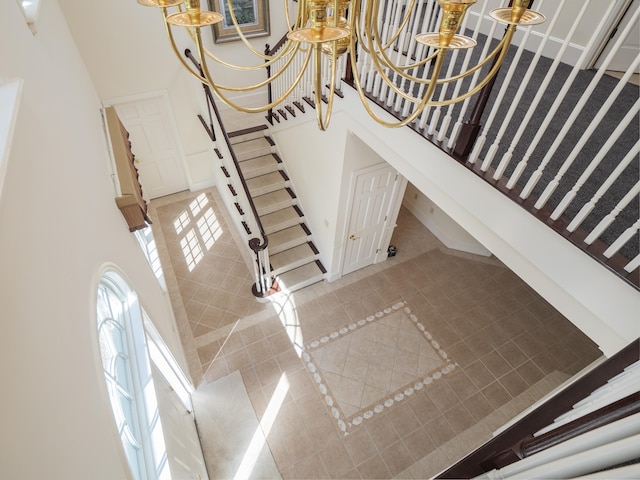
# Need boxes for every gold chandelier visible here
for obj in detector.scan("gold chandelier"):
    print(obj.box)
[139,0,544,130]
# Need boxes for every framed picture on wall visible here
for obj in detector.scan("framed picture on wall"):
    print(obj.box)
[208,0,270,43]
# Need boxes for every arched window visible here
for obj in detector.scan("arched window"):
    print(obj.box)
[96,271,160,479]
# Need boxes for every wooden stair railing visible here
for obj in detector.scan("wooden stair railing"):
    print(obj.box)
[185,49,273,298]
[437,340,640,478]
[261,0,638,288]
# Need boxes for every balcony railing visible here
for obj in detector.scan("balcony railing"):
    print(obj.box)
[264,0,639,287]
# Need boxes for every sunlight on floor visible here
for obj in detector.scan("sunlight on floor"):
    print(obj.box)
[234,373,290,480]
[269,290,305,357]
[174,193,224,272]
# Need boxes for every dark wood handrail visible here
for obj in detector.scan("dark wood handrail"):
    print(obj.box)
[264,30,292,123]
[260,4,639,288]
[265,32,289,57]
[184,49,269,259]
[437,339,640,478]
[484,392,640,470]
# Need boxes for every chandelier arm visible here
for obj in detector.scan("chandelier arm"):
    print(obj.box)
[184,0,306,68]
[357,20,440,75]
[162,4,294,73]
[428,26,516,106]
[187,27,300,70]
[365,18,510,88]
[313,46,330,131]
[379,0,420,51]
[349,25,446,128]
[361,7,439,104]
[220,0,288,60]
[365,0,431,82]
[434,35,509,85]
[366,32,439,104]
[207,43,308,93]
[163,8,210,84]
[198,28,314,112]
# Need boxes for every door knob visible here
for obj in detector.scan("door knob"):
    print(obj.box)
[349,234,359,240]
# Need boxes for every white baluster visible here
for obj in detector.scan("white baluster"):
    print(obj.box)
[551,100,640,220]
[566,141,640,233]
[603,220,640,260]
[520,3,640,200]
[474,0,554,174]
[622,253,640,274]
[462,1,508,162]
[403,0,438,119]
[429,1,475,138]
[534,55,640,209]
[468,133,487,165]
[395,0,429,113]
[584,183,640,245]
[508,1,619,190]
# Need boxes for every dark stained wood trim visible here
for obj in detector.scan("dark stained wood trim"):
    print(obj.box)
[184,49,269,261]
[437,340,639,479]
[484,392,640,470]
[227,124,268,138]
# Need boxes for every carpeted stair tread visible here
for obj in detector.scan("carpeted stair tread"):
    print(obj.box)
[228,127,267,143]
[270,243,317,273]
[254,189,294,216]
[261,207,302,234]
[238,154,280,179]
[246,171,287,197]
[268,224,309,254]
[277,262,324,292]
[232,137,272,161]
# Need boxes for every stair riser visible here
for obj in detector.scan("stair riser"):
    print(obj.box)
[256,199,296,217]
[241,163,280,180]
[271,254,318,277]
[235,145,274,161]
[248,180,288,198]
[230,130,267,143]
[276,271,324,293]
[264,216,302,235]
[269,234,310,255]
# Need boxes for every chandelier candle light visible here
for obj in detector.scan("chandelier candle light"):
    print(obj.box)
[139,0,545,130]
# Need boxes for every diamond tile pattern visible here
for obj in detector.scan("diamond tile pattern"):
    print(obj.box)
[149,187,603,479]
[303,302,455,434]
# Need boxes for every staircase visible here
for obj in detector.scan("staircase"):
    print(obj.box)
[227,125,326,294]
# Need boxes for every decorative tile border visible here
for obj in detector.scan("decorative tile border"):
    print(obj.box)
[301,301,458,436]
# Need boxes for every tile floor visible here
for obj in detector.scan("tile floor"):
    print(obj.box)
[149,187,602,479]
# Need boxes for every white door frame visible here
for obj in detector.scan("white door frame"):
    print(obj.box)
[104,90,193,195]
[583,0,635,70]
[339,162,407,277]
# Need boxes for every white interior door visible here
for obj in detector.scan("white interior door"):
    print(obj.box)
[113,94,189,199]
[342,163,400,276]
[595,0,640,73]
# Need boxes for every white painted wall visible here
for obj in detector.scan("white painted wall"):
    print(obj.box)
[271,88,639,357]
[403,182,492,257]
[0,1,190,477]
[271,114,400,278]
[57,0,297,191]
[467,0,621,67]
[270,114,348,275]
